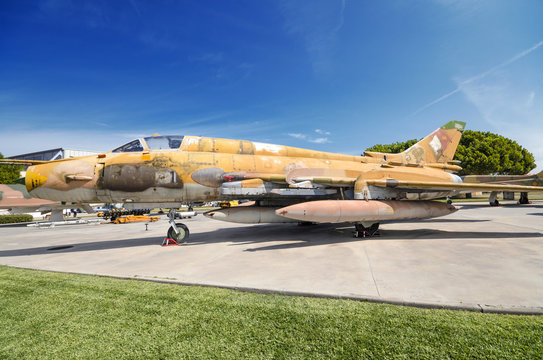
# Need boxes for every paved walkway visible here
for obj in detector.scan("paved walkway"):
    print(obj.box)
[1,201,542,314]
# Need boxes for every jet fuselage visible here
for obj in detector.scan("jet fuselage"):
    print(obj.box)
[25,135,459,205]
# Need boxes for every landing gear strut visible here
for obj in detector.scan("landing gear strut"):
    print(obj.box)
[519,192,531,205]
[354,222,380,238]
[489,191,500,207]
[166,209,189,243]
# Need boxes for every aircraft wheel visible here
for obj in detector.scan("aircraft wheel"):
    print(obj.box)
[519,192,530,205]
[167,223,190,243]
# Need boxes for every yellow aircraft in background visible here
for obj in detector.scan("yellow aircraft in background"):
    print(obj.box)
[463,170,543,206]
[3,121,543,241]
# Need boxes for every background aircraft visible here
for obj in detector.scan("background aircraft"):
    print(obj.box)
[3,121,543,241]
[0,184,92,221]
[463,170,543,206]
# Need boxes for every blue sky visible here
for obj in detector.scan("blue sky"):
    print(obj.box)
[1,0,542,171]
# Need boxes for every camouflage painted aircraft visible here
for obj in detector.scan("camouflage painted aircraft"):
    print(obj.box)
[463,170,543,206]
[3,121,543,240]
[0,184,90,221]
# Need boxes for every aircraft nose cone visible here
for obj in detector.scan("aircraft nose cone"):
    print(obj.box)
[25,167,48,192]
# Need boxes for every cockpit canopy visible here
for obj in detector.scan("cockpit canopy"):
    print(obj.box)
[112,139,144,153]
[112,136,185,153]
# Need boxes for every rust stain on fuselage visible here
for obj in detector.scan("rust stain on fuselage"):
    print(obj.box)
[102,164,183,192]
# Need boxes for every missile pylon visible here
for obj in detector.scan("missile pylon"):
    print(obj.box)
[276,200,457,223]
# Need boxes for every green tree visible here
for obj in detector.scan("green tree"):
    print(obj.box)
[366,139,419,153]
[455,130,535,175]
[0,153,24,184]
[364,130,536,176]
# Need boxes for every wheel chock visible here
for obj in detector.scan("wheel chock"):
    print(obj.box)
[161,237,179,246]
[353,230,381,238]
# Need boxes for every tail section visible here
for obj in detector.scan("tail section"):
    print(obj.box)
[402,120,465,164]
[364,121,466,165]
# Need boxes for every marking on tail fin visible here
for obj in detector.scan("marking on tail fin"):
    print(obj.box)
[429,135,442,154]
[401,120,465,164]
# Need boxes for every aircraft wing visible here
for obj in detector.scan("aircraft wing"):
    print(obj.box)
[365,180,543,193]
[197,167,543,197]
[285,168,543,192]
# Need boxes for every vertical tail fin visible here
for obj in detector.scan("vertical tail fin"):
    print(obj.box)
[401,120,465,164]
[364,121,466,165]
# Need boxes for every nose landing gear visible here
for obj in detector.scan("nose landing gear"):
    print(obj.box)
[166,209,190,243]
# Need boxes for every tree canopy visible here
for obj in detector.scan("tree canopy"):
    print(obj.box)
[0,153,24,184]
[364,139,419,154]
[364,130,536,176]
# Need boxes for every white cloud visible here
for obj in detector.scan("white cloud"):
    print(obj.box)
[288,132,330,144]
[315,128,331,135]
[309,137,330,144]
[288,133,307,140]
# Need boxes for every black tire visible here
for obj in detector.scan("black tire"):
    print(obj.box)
[519,192,530,205]
[167,223,189,243]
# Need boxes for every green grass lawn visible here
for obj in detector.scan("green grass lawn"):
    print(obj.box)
[0,266,541,359]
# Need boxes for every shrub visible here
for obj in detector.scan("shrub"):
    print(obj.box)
[0,214,34,224]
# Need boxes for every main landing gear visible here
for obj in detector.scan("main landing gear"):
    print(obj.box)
[489,191,531,206]
[354,222,380,238]
[519,192,531,205]
[489,191,500,207]
[166,209,190,243]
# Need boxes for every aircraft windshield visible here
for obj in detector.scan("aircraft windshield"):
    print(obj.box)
[144,136,184,150]
[112,139,144,153]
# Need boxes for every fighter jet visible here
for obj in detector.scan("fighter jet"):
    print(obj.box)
[463,170,543,206]
[3,121,543,241]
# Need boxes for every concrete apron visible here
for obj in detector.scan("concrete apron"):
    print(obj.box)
[1,201,543,315]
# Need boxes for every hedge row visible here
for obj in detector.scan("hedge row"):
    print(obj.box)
[0,214,34,224]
